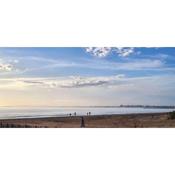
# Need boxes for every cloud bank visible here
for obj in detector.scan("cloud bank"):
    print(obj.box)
[1,74,175,106]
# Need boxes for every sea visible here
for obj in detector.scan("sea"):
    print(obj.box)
[0,106,174,119]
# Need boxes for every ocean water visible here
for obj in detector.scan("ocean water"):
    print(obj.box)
[0,106,174,119]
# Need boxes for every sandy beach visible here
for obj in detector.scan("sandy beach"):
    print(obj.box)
[0,112,175,128]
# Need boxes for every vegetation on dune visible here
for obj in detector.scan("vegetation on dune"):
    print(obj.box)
[168,111,175,120]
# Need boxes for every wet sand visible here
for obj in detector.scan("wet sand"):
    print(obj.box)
[0,112,174,128]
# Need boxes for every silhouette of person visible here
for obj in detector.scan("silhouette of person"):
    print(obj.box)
[80,117,85,128]
[74,112,76,116]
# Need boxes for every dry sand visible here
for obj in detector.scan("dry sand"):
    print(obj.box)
[0,112,174,128]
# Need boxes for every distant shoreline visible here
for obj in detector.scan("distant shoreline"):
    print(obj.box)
[0,112,175,128]
[0,105,175,109]
[0,111,173,120]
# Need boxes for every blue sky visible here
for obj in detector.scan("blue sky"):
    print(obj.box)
[0,47,175,106]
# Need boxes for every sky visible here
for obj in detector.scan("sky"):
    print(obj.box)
[0,47,175,106]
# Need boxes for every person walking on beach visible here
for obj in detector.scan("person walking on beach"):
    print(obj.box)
[74,112,76,116]
[80,117,85,128]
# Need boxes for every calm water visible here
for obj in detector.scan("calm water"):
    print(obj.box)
[0,106,174,119]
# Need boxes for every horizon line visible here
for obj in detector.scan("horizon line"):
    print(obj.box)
[0,105,175,108]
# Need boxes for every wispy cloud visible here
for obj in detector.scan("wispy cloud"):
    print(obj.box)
[1,74,174,90]
[0,75,125,89]
[58,75,125,88]
[17,56,166,72]
[116,59,164,70]
[0,56,168,79]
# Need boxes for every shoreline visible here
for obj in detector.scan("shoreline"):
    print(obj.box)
[0,112,174,128]
[0,111,171,120]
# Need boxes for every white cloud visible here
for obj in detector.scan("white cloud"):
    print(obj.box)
[114,47,134,57]
[85,47,135,58]
[85,47,111,57]
[0,57,20,73]
[0,63,13,72]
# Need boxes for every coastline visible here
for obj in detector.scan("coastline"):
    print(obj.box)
[0,112,174,128]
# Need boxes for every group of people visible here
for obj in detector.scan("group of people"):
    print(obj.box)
[87,112,91,116]
[68,112,91,117]
[68,112,77,117]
